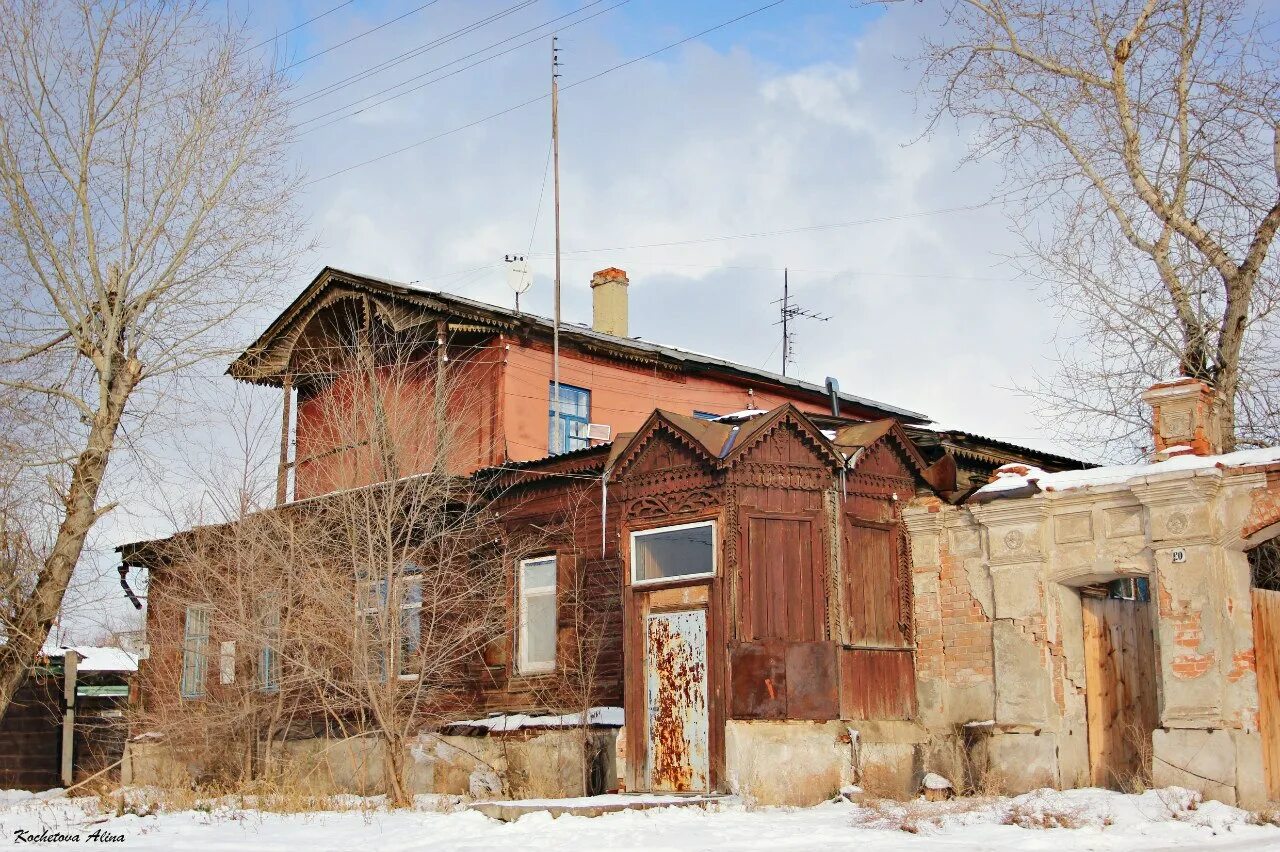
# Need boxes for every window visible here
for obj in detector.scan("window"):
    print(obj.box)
[258,598,281,692]
[632,521,716,585]
[549,383,591,454]
[398,576,422,677]
[358,569,423,681]
[518,556,557,674]
[358,578,388,682]
[219,641,236,686]
[180,605,210,699]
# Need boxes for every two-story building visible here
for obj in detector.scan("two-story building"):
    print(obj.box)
[122,265,1089,803]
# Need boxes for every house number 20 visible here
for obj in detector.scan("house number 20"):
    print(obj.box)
[1171,548,1187,564]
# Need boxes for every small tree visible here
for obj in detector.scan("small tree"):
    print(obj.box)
[0,0,303,718]
[914,0,1280,457]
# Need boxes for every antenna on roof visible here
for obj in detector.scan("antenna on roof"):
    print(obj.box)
[771,268,828,376]
[505,254,530,314]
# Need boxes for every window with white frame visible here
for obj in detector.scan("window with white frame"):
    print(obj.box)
[180,604,210,699]
[397,574,422,677]
[258,597,281,692]
[631,521,716,584]
[518,556,556,674]
[357,567,423,681]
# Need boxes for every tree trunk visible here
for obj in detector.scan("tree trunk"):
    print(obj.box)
[0,361,139,721]
[384,732,410,807]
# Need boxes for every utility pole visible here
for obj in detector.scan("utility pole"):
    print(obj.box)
[773,267,829,376]
[551,37,563,454]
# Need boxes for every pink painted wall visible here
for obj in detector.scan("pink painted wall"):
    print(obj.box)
[292,333,874,497]
[499,338,846,462]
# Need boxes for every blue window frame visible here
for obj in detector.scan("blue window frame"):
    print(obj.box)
[693,410,720,420]
[549,383,591,454]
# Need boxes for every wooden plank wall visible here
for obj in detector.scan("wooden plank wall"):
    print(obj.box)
[1252,588,1280,799]
[0,675,61,790]
[1082,596,1158,789]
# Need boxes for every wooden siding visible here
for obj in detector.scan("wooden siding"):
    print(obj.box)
[838,648,917,720]
[0,675,61,790]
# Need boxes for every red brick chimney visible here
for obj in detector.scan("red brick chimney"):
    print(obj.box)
[1140,378,1220,457]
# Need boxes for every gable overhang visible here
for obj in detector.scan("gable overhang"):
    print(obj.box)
[228,267,929,423]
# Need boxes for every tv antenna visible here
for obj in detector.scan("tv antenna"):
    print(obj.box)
[505,254,530,313]
[772,268,828,376]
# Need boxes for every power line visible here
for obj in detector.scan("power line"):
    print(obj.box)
[525,203,994,255]
[279,1,446,74]
[303,0,790,186]
[294,0,627,136]
[291,0,544,109]
[244,2,358,55]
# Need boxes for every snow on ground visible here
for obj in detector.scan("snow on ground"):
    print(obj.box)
[0,786,1275,851]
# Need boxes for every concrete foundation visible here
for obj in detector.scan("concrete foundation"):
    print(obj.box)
[123,728,618,800]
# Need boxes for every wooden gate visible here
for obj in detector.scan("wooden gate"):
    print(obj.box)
[1082,595,1159,789]
[645,609,709,792]
[1251,588,1280,798]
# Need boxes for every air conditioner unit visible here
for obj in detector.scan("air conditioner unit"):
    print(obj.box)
[586,423,612,442]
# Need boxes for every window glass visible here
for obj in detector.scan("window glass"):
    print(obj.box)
[549,384,591,454]
[258,599,281,692]
[180,605,210,699]
[633,523,715,583]
[519,556,556,673]
[398,576,422,675]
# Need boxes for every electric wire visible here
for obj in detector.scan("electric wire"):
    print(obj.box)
[303,0,790,186]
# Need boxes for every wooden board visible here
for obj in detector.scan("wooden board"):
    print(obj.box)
[838,647,916,720]
[1083,595,1159,789]
[1252,588,1280,799]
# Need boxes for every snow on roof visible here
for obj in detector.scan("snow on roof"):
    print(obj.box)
[976,446,1280,498]
[448,707,623,732]
[712,409,769,421]
[42,645,139,673]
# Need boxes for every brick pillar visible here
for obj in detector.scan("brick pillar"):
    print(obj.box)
[1140,378,1220,457]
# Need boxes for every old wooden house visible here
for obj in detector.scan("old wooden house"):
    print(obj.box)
[122,265,1086,803]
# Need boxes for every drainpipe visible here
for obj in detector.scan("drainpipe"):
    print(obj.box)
[118,564,143,610]
[61,650,77,786]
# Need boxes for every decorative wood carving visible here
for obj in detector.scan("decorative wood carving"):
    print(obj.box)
[625,488,718,521]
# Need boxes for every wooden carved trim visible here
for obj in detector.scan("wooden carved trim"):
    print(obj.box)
[731,462,832,491]
[724,483,739,642]
[823,488,842,643]
[624,488,719,521]
[731,411,842,468]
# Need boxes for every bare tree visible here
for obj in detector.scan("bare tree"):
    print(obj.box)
[139,331,523,806]
[0,0,303,717]
[914,0,1280,457]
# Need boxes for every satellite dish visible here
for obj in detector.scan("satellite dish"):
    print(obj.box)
[505,255,530,295]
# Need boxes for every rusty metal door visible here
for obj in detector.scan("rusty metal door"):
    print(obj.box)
[645,609,709,792]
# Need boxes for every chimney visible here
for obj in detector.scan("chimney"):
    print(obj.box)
[1140,377,1220,457]
[590,267,628,337]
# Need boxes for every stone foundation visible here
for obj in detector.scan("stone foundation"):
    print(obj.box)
[123,729,618,800]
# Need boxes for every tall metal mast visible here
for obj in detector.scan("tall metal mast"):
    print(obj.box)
[551,37,563,453]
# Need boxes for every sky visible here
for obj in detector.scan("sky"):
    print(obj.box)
[62,0,1084,641]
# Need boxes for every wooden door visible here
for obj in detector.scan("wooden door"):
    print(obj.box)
[1083,595,1159,789]
[1252,588,1280,798]
[645,609,709,792]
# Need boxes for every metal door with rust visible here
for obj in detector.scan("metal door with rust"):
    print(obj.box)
[645,609,709,792]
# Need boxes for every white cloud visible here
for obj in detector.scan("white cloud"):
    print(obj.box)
[59,1,1084,640]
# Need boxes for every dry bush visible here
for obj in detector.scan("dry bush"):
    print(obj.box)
[1002,799,1087,830]
[1250,806,1280,827]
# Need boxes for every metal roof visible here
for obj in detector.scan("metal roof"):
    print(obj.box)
[230,266,929,423]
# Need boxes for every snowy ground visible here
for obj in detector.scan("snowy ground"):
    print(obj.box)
[0,786,1276,851]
